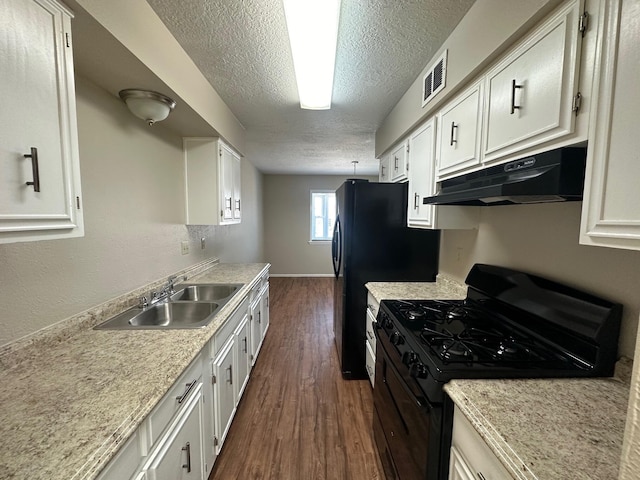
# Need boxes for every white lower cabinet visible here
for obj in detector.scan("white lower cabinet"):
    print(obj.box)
[234,315,251,400]
[364,292,379,388]
[146,383,204,480]
[97,269,271,480]
[449,406,513,480]
[212,338,236,454]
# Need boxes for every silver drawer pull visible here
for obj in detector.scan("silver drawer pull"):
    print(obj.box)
[175,380,197,404]
[227,364,233,384]
[182,442,191,472]
[367,330,374,340]
[24,147,40,192]
[510,79,523,114]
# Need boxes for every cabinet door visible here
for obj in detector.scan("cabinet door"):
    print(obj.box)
[234,315,251,401]
[448,447,475,480]
[249,297,262,365]
[483,0,582,162]
[148,384,204,480]
[390,142,408,182]
[0,0,83,243]
[232,153,241,220]
[437,81,483,179]
[580,0,640,251]
[213,339,236,453]
[219,144,234,222]
[378,154,390,182]
[407,118,436,228]
[259,284,270,339]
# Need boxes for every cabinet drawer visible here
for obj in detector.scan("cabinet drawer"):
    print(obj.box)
[365,308,377,355]
[366,292,380,319]
[96,427,142,480]
[211,296,249,356]
[451,406,512,479]
[146,354,203,447]
[365,340,376,388]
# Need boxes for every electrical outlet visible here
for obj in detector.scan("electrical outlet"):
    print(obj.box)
[201,237,206,249]
[181,241,189,255]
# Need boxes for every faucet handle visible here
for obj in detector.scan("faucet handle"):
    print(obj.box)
[139,296,149,309]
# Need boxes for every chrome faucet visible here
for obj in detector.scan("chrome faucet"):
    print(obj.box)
[150,275,187,305]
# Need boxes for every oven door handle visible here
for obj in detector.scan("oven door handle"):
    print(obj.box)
[375,329,431,410]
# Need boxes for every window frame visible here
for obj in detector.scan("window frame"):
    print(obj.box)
[309,190,336,243]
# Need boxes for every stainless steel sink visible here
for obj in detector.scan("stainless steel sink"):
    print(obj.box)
[170,284,242,302]
[94,282,244,330]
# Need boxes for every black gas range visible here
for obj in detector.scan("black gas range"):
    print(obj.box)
[372,264,622,480]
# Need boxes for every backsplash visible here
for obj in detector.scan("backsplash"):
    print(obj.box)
[0,257,220,370]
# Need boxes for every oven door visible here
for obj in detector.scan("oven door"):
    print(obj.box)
[373,335,435,479]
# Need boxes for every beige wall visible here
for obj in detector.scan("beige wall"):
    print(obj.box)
[263,175,376,276]
[0,77,262,347]
[439,202,640,358]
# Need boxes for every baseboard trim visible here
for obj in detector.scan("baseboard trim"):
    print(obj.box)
[269,273,335,278]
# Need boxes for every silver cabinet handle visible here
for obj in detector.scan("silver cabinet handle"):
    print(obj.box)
[24,147,40,192]
[510,79,523,114]
[243,336,248,353]
[235,198,241,210]
[450,122,458,146]
[175,380,197,404]
[227,364,233,384]
[257,311,261,324]
[182,442,191,472]
[394,156,399,170]
[367,330,374,340]
[381,165,386,176]
[226,197,232,209]
[414,192,420,210]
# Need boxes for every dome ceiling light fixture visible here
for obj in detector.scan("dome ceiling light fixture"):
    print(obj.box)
[282,0,341,110]
[118,89,176,126]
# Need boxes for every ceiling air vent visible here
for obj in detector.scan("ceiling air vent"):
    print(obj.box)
[422,50,447,107]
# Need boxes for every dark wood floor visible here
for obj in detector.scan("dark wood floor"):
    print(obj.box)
[209,277,384,480]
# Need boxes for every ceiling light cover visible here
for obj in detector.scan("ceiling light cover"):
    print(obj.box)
[283,0,341,110]
[118,89,176,126]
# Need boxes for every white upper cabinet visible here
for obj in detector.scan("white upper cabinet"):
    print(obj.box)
[407,118,479,230]
[184,137,242,225]
[389,141,409,182]
[0,0,84,243]
[378,153,391,182]
[483,0,583,162]
[436,80,484,179]
[580,0,640,251]
[407,119,437,228]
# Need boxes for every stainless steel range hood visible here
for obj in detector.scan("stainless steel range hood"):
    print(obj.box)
[423,147,587,206]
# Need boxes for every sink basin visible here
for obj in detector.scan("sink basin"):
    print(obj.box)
[170,284,242,302]
[94,282,244,330]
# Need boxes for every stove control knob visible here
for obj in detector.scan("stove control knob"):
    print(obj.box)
[410,362,428,379]
[381,315,394,330]
[403,351,419,366]
[390,331,404,346]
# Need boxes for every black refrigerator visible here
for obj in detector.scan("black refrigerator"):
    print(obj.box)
[332,179,440,379]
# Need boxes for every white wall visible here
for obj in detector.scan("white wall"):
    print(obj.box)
[263,175,376,276]
[0,77,263,347]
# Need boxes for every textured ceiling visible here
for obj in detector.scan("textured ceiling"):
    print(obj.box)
[147,0,475,175]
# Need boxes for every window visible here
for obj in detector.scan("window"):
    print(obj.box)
[310,190,336,241]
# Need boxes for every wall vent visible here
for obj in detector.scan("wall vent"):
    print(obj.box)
[422,50,447,107]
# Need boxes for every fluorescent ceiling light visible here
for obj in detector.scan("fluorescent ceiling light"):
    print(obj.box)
[283,0,341,110]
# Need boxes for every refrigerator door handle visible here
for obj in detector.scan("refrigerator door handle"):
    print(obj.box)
[332,215,342,278]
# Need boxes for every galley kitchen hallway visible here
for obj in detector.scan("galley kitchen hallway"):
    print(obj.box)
[209,277,385,479]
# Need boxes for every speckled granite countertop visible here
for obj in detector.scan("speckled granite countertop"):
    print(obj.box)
[0,260,269,480]
[445,359,632,480]
[366,274,467,302]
